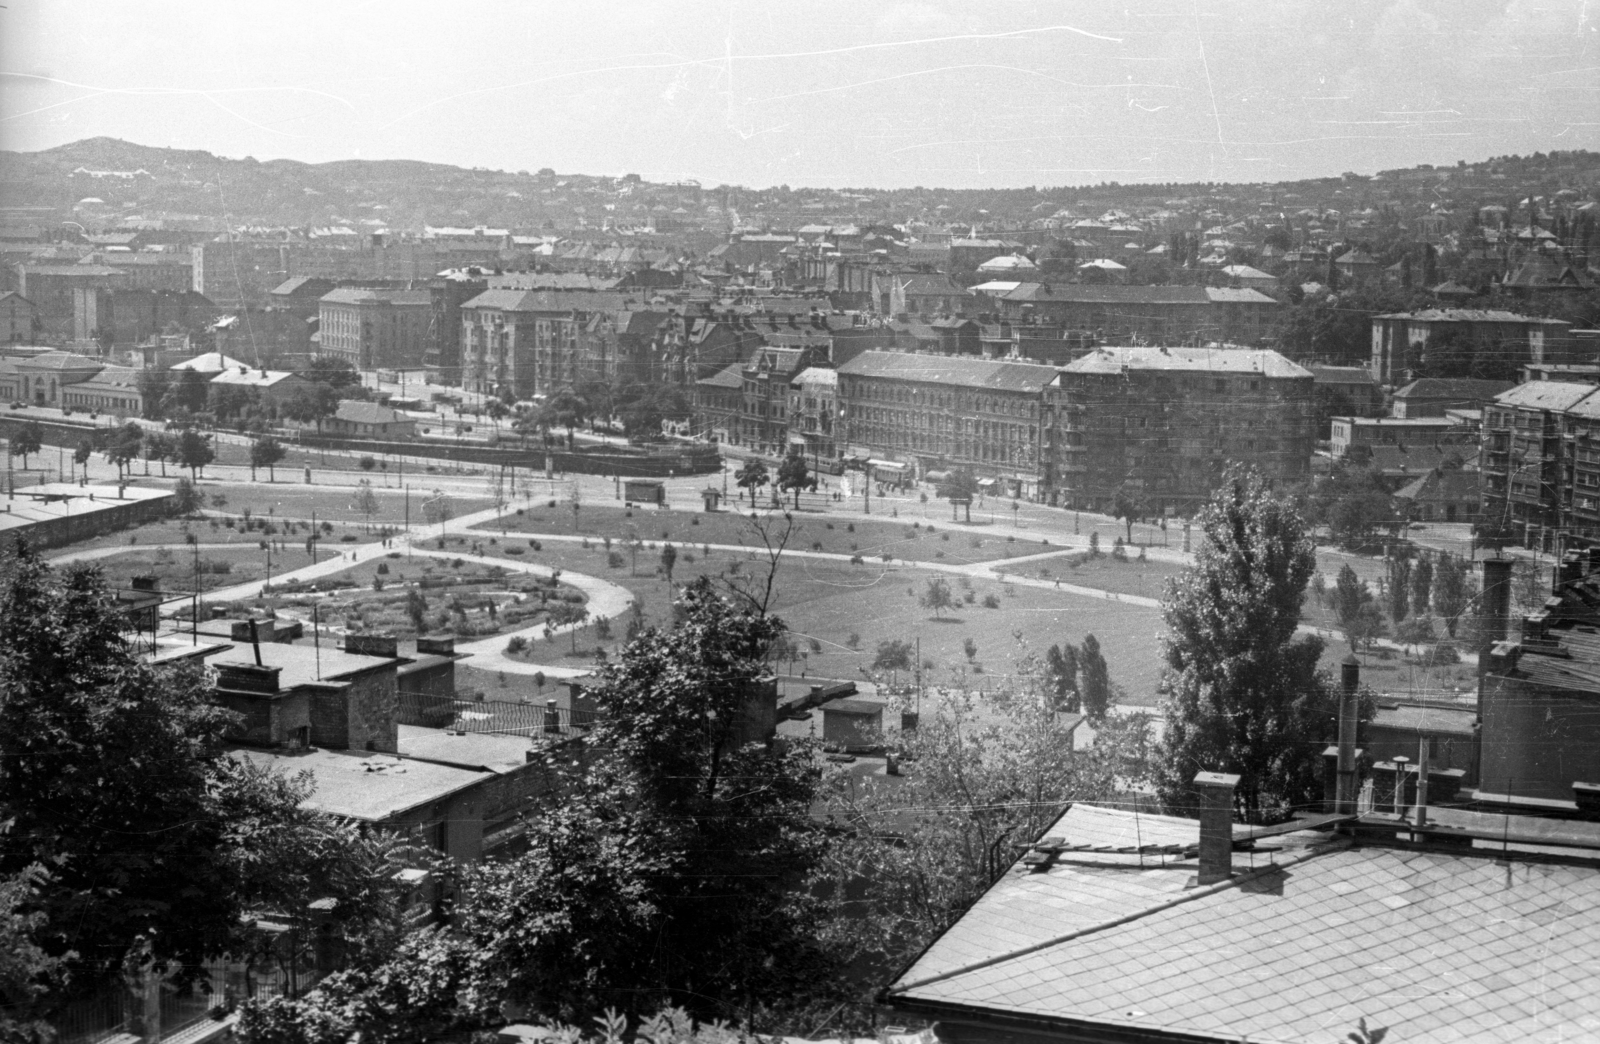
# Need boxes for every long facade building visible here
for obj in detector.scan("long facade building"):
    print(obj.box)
[837,350,1056,494]
[1044,346,1315,514]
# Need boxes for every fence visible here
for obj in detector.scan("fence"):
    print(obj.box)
[53,956,322,1044]
[398,691,597,738]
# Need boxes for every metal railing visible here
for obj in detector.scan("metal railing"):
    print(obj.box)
[398,691,596,738]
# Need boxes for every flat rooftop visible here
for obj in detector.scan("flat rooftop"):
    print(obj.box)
[228,746,487,822]
[397,724,537,773]
[0,482,172,537]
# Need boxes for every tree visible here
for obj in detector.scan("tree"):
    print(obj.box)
[937,469,979,522]
[1395,615,1437,655]
[735,458,769,503]
[659,543,677,584]
[0,543,402,1000]
[299,356,362,390]
[963,636,978,662]
[143,430,174,476]
[72,438,92,480]
[171,476,203,515]
[354,479,380,532]
[919,576,954,619]
[1386,553,1412,622]
[1045,642,1079,711]
[404,589,429,634]
[168,368,211,415]
[1410,555,1434,617]
[280,384,340,434]
[872,638,914,681]
[1433,553,1473,638]
[1334,564,1367,632]
[136,368,172,420]
[11,422,41,470]
[175,428,215,479]
[105,422,142,482]
[547,600,590,653]
[1152,468,1334,823]
[544,390,590,449]
[1111,482,1148,542]
[1078,633,1112,721]
[815,674,1152,995]
[776,455,814,509]
[250,435,287,482]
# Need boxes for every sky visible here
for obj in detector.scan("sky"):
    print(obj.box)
[1,0,1597,190]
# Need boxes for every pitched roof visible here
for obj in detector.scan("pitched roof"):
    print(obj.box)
[1204,287,1279,304]
[1061,345,1311,378]
[886,804,1600,1042]
[1393,377,1515,401]
[838,351,1056,393]
[1492,380,1600,412]
[1374,308,1569,325]
[210,367,299,388]
[1003,284,1211,305]
[17,351,101,371]
[696,362,744,389]
[334,400,411,425]
[171,351,249,372]
[1307,364,1377,386]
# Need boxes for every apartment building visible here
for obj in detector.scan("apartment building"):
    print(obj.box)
[318,287,434,370]
[837,350,1057,495]
[1045,346,1314,514]
[1481,380,1600,549]
[1370,309,1572,385]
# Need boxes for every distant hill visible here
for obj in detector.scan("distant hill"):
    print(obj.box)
[2,136,1597,234]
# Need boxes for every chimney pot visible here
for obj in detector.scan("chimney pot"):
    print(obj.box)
[1192,771,1240,886]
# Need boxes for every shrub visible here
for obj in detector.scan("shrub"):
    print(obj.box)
[529,539,542,551]
[608,551,626,569]
[850,554,864,565]
[825,522,834,530]
[376,562,389,575]
[340,535,358,543]
[808,637,822,653]
[505,635,528,654]
[941,533,950,541]
[690,517,699,525]
[963,589,975,604]
[880,552,893,562]
[847,523,855,532]
[846,632,861,649]
[982,593,1001,609]
[505,547,525,555]
[813,541,823,551]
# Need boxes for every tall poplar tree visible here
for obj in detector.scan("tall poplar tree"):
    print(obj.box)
[1153,468,1335,823]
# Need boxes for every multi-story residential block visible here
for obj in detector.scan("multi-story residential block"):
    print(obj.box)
[458,290,640,400]
[318,287,434,370]
[1370,309,1572,385]
[424,271,488,384]
[989,283,1280,345]
[88,252,193,292]
[1045,346,1314,514]
[737,346,825,456]
[1481,381,1600,549]
[837,350,1056,495]
[0,291,39,343]
[788,366,839,466]
[15,263,130,341]
[72,288,217,349]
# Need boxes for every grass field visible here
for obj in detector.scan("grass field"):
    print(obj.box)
[477,504,1060,566]
[81,544,318,593]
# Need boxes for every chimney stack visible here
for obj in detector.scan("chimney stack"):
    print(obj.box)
[1336,656,1360,814]
[1480,556,1515,654]
[1193,771,1239,886]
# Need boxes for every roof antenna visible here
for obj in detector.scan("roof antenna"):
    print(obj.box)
[313,602,322,680]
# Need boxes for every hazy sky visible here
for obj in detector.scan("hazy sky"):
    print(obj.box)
[2,1,1596,189]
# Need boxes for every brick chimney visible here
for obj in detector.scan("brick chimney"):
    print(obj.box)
[1193,771,1239,886]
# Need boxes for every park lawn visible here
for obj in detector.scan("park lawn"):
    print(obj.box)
[992,550,1183,602]
[187,482,497,527]
[72,543,317,593]
[461,527,1172,703]
[50,514,382,556]
[476,503,1060,566]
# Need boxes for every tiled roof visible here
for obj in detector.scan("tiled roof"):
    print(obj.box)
[1394,378,1514,401]
[1492,381,1600,412]
[1061,346,1311,378]
[697,363,744,389]
[334,400,410,425]
[171,352,248,372]
[1204,287,1280,304]
[1003,283,1211,305]
[1307,364,1377,386]
[1375,308,1570,325]
[887,804,1600,1043]
[838,351,1057,393]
